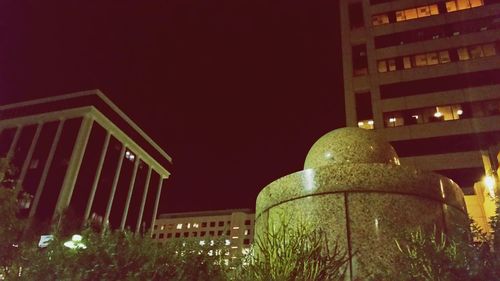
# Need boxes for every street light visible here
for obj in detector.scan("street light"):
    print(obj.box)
[483,174,497,199]
[63,234,87,250]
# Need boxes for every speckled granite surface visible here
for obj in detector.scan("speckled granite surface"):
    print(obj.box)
[255,128,469,280]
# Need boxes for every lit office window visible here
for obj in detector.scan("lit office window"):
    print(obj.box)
[378,60,388,73]
[193,223,199,228]
[469,45,484,59]
[396,4,438,22]
[403,57,412,69]
[446,0,483,12]
[176,223,182,230]
[438,51,451,63]
[388,59,396,71]
[457,48,470,60]
[427,52,439,65]
[414,54,428,66]
[372,14,390,26]
[483,43,497,57]
[244,229,250,236]
[357,120,374,130]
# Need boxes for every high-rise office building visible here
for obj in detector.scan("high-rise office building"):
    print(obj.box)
[152,209,254,260]
[340,0,499,230]
[0,90,172,233]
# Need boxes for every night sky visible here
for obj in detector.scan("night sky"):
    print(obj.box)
[0,0,345,214]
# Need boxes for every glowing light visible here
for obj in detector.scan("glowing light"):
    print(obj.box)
[483,175,496,198]
[357,121,364,126]
[199,240,206,246]
[225,239,231,245]
[412,115,419,119]
[434,107,443,118]
[457,109,463,115]
[176,223,182,229]
[63,234,86,250]
[367,120,374,125]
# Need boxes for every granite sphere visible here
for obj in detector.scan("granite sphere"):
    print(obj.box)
[304,127,400,169]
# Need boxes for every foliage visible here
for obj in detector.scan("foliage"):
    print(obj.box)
[6,228,229,281]
[0,158,25,276]
[233,218,349,281]
[374,199,500,281]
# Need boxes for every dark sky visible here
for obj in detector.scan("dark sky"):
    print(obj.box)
[0,0,345,213]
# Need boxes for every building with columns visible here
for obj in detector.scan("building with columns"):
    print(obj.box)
[0,90,172,233]
[339,0,500,230]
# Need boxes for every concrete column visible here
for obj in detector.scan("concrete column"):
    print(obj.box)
[6,126,23,160]
[54,117,94,219]
[84,132,111,221]
[120,157,140,230]
[104,144,126,227]
[29,120,64,218]
[16,123,43,189]
[150,176,164,234]
[136,166,152,233]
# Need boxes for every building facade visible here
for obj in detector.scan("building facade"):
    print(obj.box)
[340,0,500,230]
[152,209,254,260]
[0,90,172,233]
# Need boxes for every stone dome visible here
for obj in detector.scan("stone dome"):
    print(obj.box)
[304,127,400,169]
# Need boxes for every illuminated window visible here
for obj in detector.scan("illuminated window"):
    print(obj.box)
[404,8,418,20]
[438,51,451,63]
[446,0,483,12]
[176,223,182,230]
[160,225,165,230]
[482,43,496,57]
[417,6,431,17]
[193,223,199,228]
[244,229,250,236]
[414,54,428,66]
[457,0,471,10]
[377,60,388,73]
[388,59,396,71]
[457,48,470,60]
[469,45,484,59]
[187,223,191,229]
[403,57,412,69]
[469,0,484,7]
[372,14,390,26]
[396,11,405,22]
[427,52,439,65]
[429,4,439,15]
[357,120,374,130]
[385,114,404,127]
[446,1,458,12]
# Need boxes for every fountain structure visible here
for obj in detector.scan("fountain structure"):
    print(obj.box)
[255,127,469,279]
